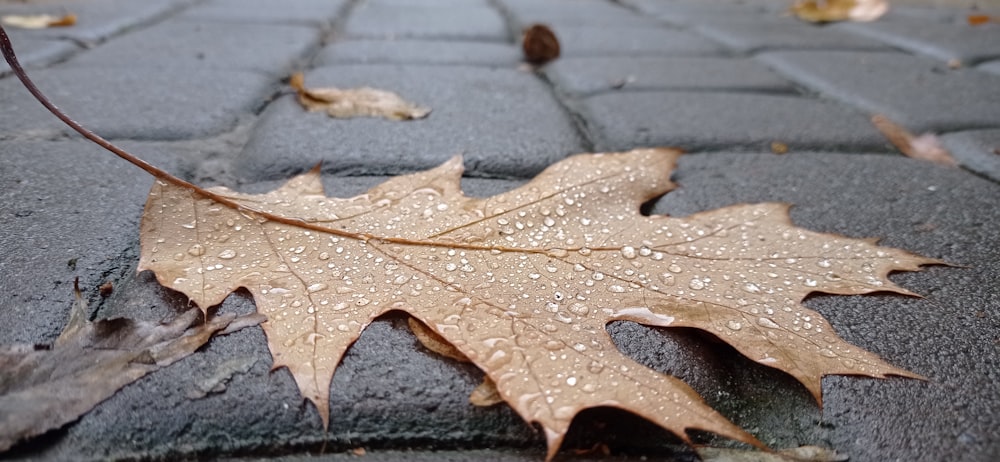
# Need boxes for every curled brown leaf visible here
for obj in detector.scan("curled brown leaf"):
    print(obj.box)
[289,72,430,121]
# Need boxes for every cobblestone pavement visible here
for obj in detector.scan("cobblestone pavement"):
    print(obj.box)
[1,0,998,461]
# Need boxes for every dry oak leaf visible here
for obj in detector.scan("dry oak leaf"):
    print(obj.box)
[0,282,263,452]
[289,72,430,121]
[0,13,76,29]
[790,0,888,23]
[137,148,935,459]
[872,114,958,167]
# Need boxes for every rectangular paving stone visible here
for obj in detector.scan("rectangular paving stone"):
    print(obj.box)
[940,129,1000,181]
[0,67,275,140]
[345,4,507,41]
[64,20,320,75]
[315,39,521,67]
[834,21,1000,65]
[759,50,1000,132]
[580,91,885,152]
[543,56,792,95]
[694,19,890,54]
[622,0,785,26]
[0,33,78,77]
[0,140,181,346]
[0,0,191,44]
[496,0,662,28]
[548,26,724,57]
[177,0,348,25]
[236,65,586,181]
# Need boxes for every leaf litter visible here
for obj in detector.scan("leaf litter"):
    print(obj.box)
[789,0,888,23]
[872,114,958,167]
[289,72,430,121]
[0,13,76,29]
[0,22,941,459]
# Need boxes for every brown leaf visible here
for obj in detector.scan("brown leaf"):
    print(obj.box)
[522,24,560,65]
[789,0,888,23]
[0,13,76,29]
[138,148,937,459]
[288,72,430,121]
[967,14,997,26]
[0,282,262,452]
[871,114,958,167]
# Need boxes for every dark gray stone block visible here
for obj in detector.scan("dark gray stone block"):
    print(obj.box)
[315,39,521,67]
[980,59,1000,76]
[544,56,792,95]
[0,140,182,346]
[0,34,77,77]
[547,26,724,57]
[695,20,890,53]
[496,0,661,28]
[622,0,784,26]
[65,20,319,75]
[345,4,507,41]
[835,20,1000,64]
[580,91,884,152]
[0,66,275,140]
[759,50,1000,132]
[0,0,191,45]
[177,0,348,25]
[236,65,586,181]
[940,129,1000,181]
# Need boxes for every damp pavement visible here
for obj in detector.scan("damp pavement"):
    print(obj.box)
[0,0,998,460]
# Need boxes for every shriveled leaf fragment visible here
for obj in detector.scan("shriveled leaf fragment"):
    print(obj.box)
[872,114,957,167]
[522,24,560,65]
[0,13,76,29]
[0,283,261,452]
[698,445,848,462]
[968,14,998,26]
[138,148,936,459]
[790,0,888,23]
[289,72,430,121]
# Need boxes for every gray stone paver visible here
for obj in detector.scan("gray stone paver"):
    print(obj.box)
[1,0,1000,461]
[835,21,1000,64]
[65,21,320,75]
[694,19,891,53]
[0,66,275,140]
[236,64,586,181]
[759,50,1000,132]
[314,39,521,67]
[581,92,885,152]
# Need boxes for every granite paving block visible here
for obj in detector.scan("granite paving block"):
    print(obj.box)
[0,34,78,77]
[940,129,1000,181]
[236,65,586,181]
[546,26,724,57]
[0,67,275,140]
[980,59,1000,76]
[622,0,784,26]
[0,140,183,347]
[496,1,661,28]
[694,20,890,54]
[0,0,191,45]
[345,4,507,41]
[759,50,1000,133]
[65,20,319,75]
[367,0,492,7]
[835,21,1000,65]
[177,0,348,25]
[543,56,792,95]
[580,92,884,152]
[315,39,521,67]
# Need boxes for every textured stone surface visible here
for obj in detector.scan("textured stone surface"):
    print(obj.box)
[497,0,661,28]
[940,129,1000,181]
[695,19,890,53]
[622,0,784,26]
[65,21,320,75]
[545,25,724,57]
[236,65,586,181]
[0,67,275,140]
[580,92,884,152]
[345,4,507,41]
[0,0,190,44]
[544,56,792,95]
[315,40,521,67]
[759,50,1000,132]
[177,0,348,25]
[835,21,1000,64]
[0,33,77,76]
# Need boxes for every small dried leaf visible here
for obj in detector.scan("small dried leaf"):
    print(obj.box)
[289,72,430,121]
[469,376,503,407]
[790,0,888,23]
[522,24,560,65]
[967,14,997,26]
[409,317,468,362]
[770,141,790,155]
[871,114,958,167]
[0,283,261,452]
[0,13,76,29]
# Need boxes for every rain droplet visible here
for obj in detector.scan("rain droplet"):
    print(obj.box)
[658,273,675,286]
[668,264,682,273]
[757,317,779,329]
[743,283,761,293]
[307,283,327,293]
[566,377,578,386]
[188,244,206,256]
[688,279,705,290]
[620,246,637,259]
[819,348,837,358]
[817,259,832,268]
[726,320,743,331]
[804,279,818,287]
[588,361,604,373]
[218,249,236,259]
